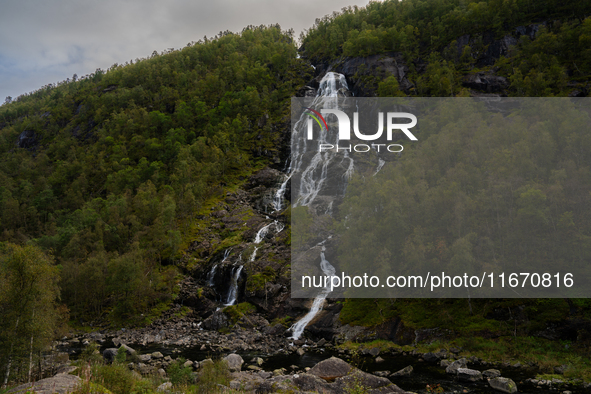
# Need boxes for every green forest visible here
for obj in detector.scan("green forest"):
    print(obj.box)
[0,25,312,374]
[1,0,591,389]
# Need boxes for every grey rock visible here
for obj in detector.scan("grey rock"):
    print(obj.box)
[102,348,118,363]
[375,356,385,363]
[373,371,391,377]
[138,354,151,362]
[157,382,172,392]
[223,353,244,372]
[6,374,81,394]
[457,368,483,382]
[390,365,413,377]
[119,343,137,356]
[151,351,164,359]
[440,359,451,367]
[369,347,380,357]
[423,352,439,363]
[308,356,353,381]
[16,130,36,149]
[293,373,333,392]
[483,369,501,378]
[200,358,214,368]
[445,358,467,374]
[296,347,305,356]
[202,310,229,331]
[334,369,406,393]
[489,377,518,393]
[317,338,327,347]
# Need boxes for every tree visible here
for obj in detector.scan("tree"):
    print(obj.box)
[0,243,67,386]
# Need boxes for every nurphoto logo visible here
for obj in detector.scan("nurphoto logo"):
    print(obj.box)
[304,107,418,152]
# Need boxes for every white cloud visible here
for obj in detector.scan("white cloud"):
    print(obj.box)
[0,0,368,100]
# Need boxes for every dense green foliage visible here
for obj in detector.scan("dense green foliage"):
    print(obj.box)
[338,100,591,291]
[0,25,310,322]
[0,243,67,385]
[302,0,591,96]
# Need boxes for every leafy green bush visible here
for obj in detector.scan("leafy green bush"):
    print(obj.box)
[166,357,194,386]
[92,363,137,394]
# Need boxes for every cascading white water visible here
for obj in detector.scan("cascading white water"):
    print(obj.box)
[290,245,335,339]
[291,72,354,208]
[207,264,218,286]
[250,220,284,262]
[224,265,244,306]
[375,158,385,175]
[288,72,354,340]
[222,248,231,262]
[272,175,291,212]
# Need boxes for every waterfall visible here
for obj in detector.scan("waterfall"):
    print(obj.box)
[272,174,291,212]
[250,220,284,262]
[290,246,335,339]
[290,72,353,208]
[224,265,244,306]
[289,72,353,340]
[207,264,218,286]
[375,158,385,175]
[222,248,231,262]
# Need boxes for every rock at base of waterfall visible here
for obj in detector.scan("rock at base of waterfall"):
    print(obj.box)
[445,358,468,374]
[308,356,353,381]
[390,365,413,377]
[489,377,518,393]
[6,373,81,394]
[457,368,483,382]
[224,353,244,372]
[202,310,229,331]
[483,369,501,379]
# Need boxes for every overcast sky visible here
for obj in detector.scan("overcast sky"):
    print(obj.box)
[0,0,369,101]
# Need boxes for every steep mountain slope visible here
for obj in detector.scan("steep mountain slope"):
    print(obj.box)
[1,0,591,386]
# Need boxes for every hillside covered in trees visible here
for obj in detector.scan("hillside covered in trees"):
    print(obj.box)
[1,0,591,389]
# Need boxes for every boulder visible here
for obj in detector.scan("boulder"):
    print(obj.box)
[457,368,483,382]
[334,369,407,393]
[16,130,36,149]
[423,352,440,363]
[157,382,173,392]
[293,373,333,392]
[119,344,137,356]
[202,310,229,331]
[445,358,467,374]
[308,356,353,381]
[7,373,81,394]
[151,351,164,359]
[489,377,518,393]
[224,353,244,372]
[483,369,501,379]
[390,365,413,377]
[138,354,152,362]
[102,348,118,363]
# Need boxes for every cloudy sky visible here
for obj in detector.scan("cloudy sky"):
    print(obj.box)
[0,0,369,101]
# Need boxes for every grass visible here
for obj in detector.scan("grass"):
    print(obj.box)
[339,335,591,383]
[71,343,238,394]
[223,302,256,325]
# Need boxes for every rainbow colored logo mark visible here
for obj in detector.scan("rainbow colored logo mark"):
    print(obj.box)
[305,107,328,132]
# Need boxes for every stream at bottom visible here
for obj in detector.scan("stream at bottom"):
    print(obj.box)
[60,341,561,394]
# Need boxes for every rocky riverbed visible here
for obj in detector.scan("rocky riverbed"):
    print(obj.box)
[48,317,590,394]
